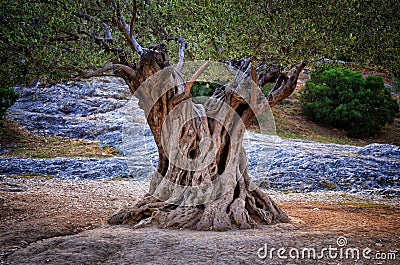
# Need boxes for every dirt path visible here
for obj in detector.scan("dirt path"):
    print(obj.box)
[1,177,399,264]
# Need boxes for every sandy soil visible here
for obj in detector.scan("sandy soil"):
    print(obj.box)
[1,176,399,265]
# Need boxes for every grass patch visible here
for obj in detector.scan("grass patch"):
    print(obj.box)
[320,180,339,190]
[339,193,364,201]
[6,174,54,180]
[278,189,291,194]
[102,145,120,156]
[110,175,131,181]
[340,201,394,210]
[0,119,119,159]
[338,200,400,216]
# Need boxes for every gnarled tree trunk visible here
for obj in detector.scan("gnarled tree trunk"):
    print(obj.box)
[106,43,306,231]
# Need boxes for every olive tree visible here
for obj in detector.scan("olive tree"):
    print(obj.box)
[1,0,398,230]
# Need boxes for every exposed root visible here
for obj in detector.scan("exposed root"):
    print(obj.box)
[109,174,289,231]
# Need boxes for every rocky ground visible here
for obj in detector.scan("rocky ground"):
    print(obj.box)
[1,137,399,197]
[1,176,399,265]
[1,77,399,264]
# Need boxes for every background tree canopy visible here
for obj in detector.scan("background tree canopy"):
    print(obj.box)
[1,0,399,89]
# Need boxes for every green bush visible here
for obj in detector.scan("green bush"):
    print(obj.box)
[393,77,400,94]
[191,82,218,97]
[0,87,19,119]
[300,68,399,138]
[189,82,218,104]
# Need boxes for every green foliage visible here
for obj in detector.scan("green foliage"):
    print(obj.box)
[393,77,400,94]
[0,87,19,119]
[1,0,399,88]
[261,83,274,96]
[190,81,219,104]
[191,80,273,99]
[191,81,218,97]
[0,1,114,86]
[137,0,400,74]
[300,68,399,138]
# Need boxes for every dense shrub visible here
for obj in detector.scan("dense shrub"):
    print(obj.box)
[190,82,219,104]
[300,68,399,138]
[191,82,218,97]
[0,87,19,120]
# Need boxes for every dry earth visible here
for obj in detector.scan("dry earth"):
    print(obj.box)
[1,176,399,265]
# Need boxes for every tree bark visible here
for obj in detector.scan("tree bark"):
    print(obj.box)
[108,44,305,231]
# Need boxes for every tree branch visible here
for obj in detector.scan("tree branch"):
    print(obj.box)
[224,58,252,86]
[185,61,210,97]
[74,12,113,47]
[78,30,111,49]
[52,32,80,42]
[129,0,138,39]
[176,37,185,72]
[79,63,137,79]
[250,57,258,110]
[266,61,306,107]
[75,12,99,22]
[169,61,210,109]
[258,67,280,87]
[111,0,142,56]
[118,17,143,55]
[102,22,113,40]
[250,58,258,85]
[117,19,137,53]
